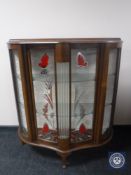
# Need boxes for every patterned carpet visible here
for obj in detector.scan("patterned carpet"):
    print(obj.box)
[0,126,131,175]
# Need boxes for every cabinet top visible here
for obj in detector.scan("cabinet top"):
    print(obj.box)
[8,38,122,44]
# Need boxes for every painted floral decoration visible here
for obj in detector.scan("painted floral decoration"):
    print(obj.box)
[42,123,49,133]
[79,123,87,134]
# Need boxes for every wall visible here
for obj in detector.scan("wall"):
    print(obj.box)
[0,0,131,125]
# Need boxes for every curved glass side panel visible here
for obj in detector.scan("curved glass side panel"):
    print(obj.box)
[102,49,117,134]
[12,50,28,134]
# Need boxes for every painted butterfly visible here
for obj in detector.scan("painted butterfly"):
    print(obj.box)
[38,53,49,68]
[77,52,88,67]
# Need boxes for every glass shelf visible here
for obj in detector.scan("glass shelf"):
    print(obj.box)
[72,81,96,104]
[71,113,93,130]
[33,80,56,102]
[32,73,96,82]
[35,102,56,116]
[33,80,96,104]
[36,112,57,129]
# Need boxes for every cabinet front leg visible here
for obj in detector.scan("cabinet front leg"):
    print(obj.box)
[19,138,25,145]
[56,152,71,168]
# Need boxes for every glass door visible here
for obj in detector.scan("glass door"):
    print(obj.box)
[30,46,57,143]
[71,45,97,143]
[30,43,98,144]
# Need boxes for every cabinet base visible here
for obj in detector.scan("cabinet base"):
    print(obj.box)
[18,128,113,167]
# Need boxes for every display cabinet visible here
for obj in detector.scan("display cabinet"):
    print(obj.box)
[8,38,122,167]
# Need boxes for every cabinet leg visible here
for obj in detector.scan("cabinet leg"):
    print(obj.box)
[19,139,25,145]
[57,152,70,168]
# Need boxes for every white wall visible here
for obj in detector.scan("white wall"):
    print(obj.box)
[0,0,131,125]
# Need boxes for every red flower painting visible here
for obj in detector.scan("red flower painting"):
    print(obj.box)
[79,123,87,134]
[42,123,49,133]
[38,53,49,68]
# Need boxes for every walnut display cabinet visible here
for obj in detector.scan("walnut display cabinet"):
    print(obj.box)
[8,38,122,168]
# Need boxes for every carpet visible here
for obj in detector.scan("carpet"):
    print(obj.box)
[0,126,131,175]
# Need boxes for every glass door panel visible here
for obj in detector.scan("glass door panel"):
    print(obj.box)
[30,47,57,142]
[71,47,97,143]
